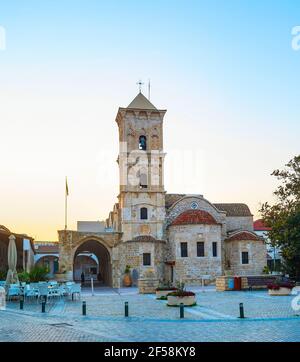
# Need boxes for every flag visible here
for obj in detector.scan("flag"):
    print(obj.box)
[66,177,69,196]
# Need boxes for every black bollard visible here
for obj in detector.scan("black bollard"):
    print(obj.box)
[239,303,245,318]
[42,300,46,313]
[82,301,86,316]
[125,301,129,317]
[20,297,24,310]
[180,303,184,319]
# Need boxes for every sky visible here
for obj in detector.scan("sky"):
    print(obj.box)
[0,0,299,241]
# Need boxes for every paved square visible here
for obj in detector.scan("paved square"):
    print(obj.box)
[1,287,299,342]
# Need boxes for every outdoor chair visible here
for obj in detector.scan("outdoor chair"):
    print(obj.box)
[24,284,39,302]
[38,284,49,302]
[48,286,62,300]
[7,285,21,301]
[70,284,81,300]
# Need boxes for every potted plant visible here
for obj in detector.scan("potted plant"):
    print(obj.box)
[267,281,295,296]
[156,281,177,300]
[167,282,196,306]
[123,265,132,287]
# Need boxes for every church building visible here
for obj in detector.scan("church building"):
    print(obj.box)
[58,92,267,287]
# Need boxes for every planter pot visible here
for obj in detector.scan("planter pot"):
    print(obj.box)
[167,295,196,306]
[156,290,176,299]
[268,287,292,296]
[123,273,132,287]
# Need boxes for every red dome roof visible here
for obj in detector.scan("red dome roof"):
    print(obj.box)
[253,219,271,231]
[226,231,262,242]
[170,210,218,226]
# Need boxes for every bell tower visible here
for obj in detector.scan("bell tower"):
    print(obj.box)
[115,92,167,242]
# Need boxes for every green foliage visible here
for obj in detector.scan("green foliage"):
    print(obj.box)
[18,271,30,283]
[262,266,270,274]
[124,265,131,274]
[28,266,49,282]
[260,155,300,280]
[0,269,7,280]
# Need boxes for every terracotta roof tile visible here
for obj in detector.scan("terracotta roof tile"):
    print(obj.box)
[253,219,272,231]
[226,231,262,242]
[170,210,218,226]
[213,203,253,217]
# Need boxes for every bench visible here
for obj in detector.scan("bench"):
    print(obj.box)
[247,276,278,290]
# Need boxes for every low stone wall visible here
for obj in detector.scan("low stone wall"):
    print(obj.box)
[216,276,234,291]
[216,275,278,291]
[138,278,159,294]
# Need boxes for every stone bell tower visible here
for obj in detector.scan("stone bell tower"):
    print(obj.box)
[115,92,167,242]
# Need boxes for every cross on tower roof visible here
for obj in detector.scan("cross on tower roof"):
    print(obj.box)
[136,80,144,93]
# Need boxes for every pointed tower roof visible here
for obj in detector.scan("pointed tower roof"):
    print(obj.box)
[127,92,157,110]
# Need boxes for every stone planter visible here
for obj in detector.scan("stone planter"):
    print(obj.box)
[268,287,292,296]
[167,295,196,306]
[155,290,177,299]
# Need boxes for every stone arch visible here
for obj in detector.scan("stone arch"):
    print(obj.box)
[72,236,112,286]
[167,195,226,227]
[35,255,59,276]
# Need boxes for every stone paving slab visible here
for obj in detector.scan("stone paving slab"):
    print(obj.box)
[1,289,300,342]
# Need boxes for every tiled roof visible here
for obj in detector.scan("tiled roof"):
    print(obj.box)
[34,243,59,253]
[127,93,157,110]
[225,231,262,242]
[0,225,11,234]
[170,210,218,226]
[165,195,252,217]
[254,219,272,231]
[129,235,165,243]
[165,194,186,209]
[213,203,253,217]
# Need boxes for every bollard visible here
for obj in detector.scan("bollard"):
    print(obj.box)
[125,301,129,317]
[82,301,86,316]
[20,297,24,310]
[239,303,245,318]
[42,300,46,313]
[180,303,184,318]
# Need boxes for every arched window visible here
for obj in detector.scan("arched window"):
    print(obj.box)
[139,172,148,189]
[140,207,148,220]
[139,135,147,150]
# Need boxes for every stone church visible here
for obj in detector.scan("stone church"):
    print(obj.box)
[58,92,266,287]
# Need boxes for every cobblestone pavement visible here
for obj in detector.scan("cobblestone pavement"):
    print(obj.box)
[1,288,300,342]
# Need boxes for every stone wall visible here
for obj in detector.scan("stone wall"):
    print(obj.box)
[167,224,223,284]
[225,216,254,233]
[117,240,166,286]
[225,239,267,276]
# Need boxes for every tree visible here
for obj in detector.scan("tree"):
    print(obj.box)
[260,155,300,280]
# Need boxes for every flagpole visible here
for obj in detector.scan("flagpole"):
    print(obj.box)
[65,177,68,231]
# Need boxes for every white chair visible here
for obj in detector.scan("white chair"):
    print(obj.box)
[24,284,39,302]
[38,284,49,302]
[48,286,62,300]
[7,285,21,301]
[70,284,81,300]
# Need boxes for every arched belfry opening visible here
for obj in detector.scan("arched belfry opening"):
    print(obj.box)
[73,239,112,286]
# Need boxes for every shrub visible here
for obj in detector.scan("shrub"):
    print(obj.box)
[168,290,195,297]
[124,265,131,274]
[156,280,177,291]
[267,282,295,290]
[28,266,49,282]
[18,271,30,283]
[156,286,178,291]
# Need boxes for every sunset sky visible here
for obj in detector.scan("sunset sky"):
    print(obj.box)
[0,0,300,241]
